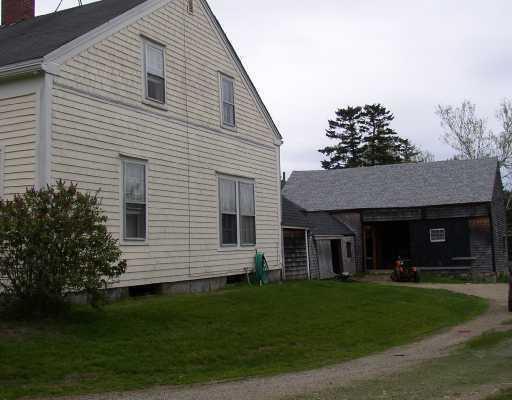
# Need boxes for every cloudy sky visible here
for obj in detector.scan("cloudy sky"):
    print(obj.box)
[21,0,512,174]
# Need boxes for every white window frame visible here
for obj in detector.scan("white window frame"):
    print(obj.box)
[121,157,149,244]
[218,174,256,249]
[143,38,166,105]
[430,228,446,243]
[219,73,236,129]
[187,0,194,14]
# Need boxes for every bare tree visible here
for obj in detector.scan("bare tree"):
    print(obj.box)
[437,100,512,182]
[415,149,436,163]
[436,101,495,160]
[496,99,512,176]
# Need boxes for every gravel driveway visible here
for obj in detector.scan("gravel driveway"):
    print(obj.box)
[58,284,510,400]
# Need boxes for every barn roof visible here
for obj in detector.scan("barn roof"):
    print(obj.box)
[282,158,499,212]
[282,196,354,236]
[0,0,146,68]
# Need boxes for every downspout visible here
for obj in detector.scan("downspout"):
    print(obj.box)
[305,229,311,280]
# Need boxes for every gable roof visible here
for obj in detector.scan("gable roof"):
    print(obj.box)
[282,196,354,236]
[282,159,499,212]
[0,0,283,141]
[0,0,146,68]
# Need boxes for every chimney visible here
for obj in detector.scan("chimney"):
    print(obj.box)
[2,0,35,25]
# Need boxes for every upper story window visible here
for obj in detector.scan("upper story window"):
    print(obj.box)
[187,0,194,14]
[123,159,147,241]
[144,40,166,104]
[220,74,235,127]
[219,176,256,247]
[430,228,446,243]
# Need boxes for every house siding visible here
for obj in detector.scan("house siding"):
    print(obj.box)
[0,78,40,197]
[308,234,320,279]
[333,212,364,272]
[469,216,494,272]
[491,170,507,273]
[49,0,281,287]
[283,229,308,280]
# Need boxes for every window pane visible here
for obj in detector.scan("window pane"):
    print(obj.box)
[346,242,352,258]
[430,228,446,243]
[125,203,146,239]
[219,178,236,214]
[147,74,165,103]
[222,214,237,245]
[240,216,256,245]
[221,77,234,103]
[146,45,164,77]
[239,182,255,216]
[124,162,146,203]
[222,102,235,126]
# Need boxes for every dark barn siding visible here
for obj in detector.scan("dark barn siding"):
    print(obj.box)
[333,212,363,272]
[469,217,494,272]
[283,229,308,280]
[491,170,508,273]
[410,219,470,268]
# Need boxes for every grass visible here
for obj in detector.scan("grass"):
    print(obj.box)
[289,330,512,400]
[418,272,510,284]
[419,273,473,284]
[0,281,487,400]
[488,389,512,399]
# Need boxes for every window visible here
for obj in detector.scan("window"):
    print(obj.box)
[219,178,237,245]
[220,74,235,127]
[239,182,256,245]
[219,177,256,247]
[123,159,147,241]
[346,242,352,258]
[187,0,194,14]
[430,228,446,243]
[144,41,165,103]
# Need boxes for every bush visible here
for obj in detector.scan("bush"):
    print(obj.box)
[0,181,127,316]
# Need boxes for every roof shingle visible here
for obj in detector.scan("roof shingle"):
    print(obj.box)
[282,159,499,212]
[282,196,354,236]
[0,0,147,68]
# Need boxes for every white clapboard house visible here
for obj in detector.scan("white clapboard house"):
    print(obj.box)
[0,0,283,294]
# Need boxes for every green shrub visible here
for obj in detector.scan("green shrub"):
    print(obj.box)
[0,181,126,317]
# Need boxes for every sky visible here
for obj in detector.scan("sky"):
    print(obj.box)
[16,0,512,174]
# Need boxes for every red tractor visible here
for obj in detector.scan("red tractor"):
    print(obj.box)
[391,258,420,283]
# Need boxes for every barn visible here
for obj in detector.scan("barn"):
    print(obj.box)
[282,159,508,278]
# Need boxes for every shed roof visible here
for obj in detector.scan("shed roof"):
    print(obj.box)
[0,0,146,68]
[282,159,499,212]
[282,196,354,236]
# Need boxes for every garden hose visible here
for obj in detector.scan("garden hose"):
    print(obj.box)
[255,252,270,286]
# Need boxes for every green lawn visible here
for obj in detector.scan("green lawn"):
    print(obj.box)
[488,389,512,400]
[0,281,487,400]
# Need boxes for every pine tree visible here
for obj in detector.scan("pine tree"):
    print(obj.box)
[361,104,401,166]
[396,138,420,162]
[320,103,425,169]
[319,106,364,169]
